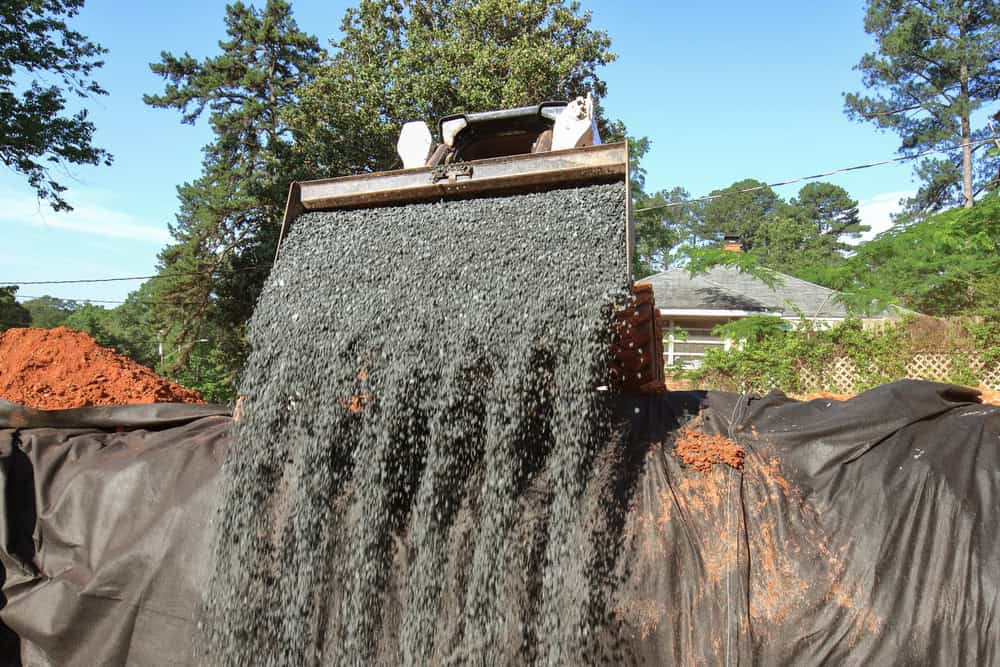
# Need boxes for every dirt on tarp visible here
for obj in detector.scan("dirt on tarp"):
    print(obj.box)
[0,327,203,409]
[673,426,745,472]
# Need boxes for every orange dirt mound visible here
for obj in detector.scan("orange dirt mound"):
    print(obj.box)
[792,387,999,406]
[0,327,203,410]
[974,387,1000,406]
[674,428,745,472]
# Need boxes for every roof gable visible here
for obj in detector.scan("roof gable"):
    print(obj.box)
[642,266,893,318]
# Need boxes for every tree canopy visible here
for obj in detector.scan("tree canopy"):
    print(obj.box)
[0,0,111,210]
[698,179,781,248]
[844,0,1000,212]
[630,177,871,286]
[288,0,620,176]
[0,287,31,331]
[21,295,79,328]
[145,0,324,381]
[824,193,1000,316]
[143,0,626,394]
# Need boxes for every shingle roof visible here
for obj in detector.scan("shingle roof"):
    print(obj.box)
[640,266,895,318]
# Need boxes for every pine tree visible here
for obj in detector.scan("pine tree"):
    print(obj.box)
[144,0,323,380]
[791,182,869,251]
[845,0,1000,211]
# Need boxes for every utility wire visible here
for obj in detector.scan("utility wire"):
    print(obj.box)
[14,295,230,307]
[2,138,995,285]
[16,295,127,304]
[3,274,160,285]
[634,138,995,213]
[0,264,273,287]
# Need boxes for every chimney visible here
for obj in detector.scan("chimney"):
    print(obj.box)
[723,234,743,253]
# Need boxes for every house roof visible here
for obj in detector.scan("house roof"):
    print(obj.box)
[640,266,895,319]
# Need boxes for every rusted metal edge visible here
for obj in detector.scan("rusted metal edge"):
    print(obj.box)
[624,140,634,283]
[277,142,628,255]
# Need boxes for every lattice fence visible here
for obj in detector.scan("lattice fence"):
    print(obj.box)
[799,353,1000,393]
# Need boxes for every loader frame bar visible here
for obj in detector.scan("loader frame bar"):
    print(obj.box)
[278,141,633,277]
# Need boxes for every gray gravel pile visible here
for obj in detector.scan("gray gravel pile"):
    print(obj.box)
[197,183,634,665]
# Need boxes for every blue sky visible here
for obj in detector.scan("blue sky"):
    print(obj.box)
[4,0,920,304]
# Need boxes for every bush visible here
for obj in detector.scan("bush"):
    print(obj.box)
[682,315,1000,394]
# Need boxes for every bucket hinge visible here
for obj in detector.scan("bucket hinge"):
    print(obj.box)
[431,163,473,183]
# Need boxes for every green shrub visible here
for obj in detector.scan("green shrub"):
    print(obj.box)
[681,314,1000,394]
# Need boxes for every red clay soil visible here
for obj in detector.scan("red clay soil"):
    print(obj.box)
[674,428,745,473]
[792,387,1000,406]
[0,327,203,410]
[979,387,1000,406]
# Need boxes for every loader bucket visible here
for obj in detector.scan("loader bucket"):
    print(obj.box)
[277,142,634,279]
[276,140,663,392]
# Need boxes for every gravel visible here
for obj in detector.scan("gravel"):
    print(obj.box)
[197,183,632,665]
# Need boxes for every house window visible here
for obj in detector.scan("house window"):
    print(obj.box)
[665,321,729,369]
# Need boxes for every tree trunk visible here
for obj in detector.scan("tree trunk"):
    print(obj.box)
[959,47,973,207]
[960,108,974,209]
[961,118,973,208]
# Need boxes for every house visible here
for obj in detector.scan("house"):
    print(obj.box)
[640,265,899,368]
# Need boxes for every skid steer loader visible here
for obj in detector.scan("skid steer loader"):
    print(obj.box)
[277,95,665,394]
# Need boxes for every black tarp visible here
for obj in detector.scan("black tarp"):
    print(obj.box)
[614,381,999,665]
[0,381,997,665]
[0,401,231,666]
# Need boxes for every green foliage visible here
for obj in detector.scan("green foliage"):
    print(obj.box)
[682,246,783,289]
[650,179,871,288]
[145,0,323,380]
[61,282,237,401]
[825,193,1000,316]
[675,190,999,324]
[0,286,32,330]
[63,303,125,351]
[844,0,1000,211]
[713,315,790,343]
[687,318,800,394]
[965,309,1000,367]
[21,295,79,328]
[792,182,868,248]
[633,186,693,277]
[65,285,162,370]
[288,0,619,176]
[62,290,163,370]
[698,179,780,247]
[685,315,1000,395]
[823,318,909,390]
[166,341,237,403]
[149,0,625,385]
[0,0,111,210]
[748,202,833,281]
[629,138,699,278]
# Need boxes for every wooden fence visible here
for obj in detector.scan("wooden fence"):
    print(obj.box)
[798,353,1000,393]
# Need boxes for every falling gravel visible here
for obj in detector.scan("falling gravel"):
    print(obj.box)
[198,183,635,665]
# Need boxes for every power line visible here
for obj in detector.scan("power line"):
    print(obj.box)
[2,138,995,286]
[2,274,160,285]
[0,263,273,287]
[634,138,994,213]
[14,294,261,308]
[17,295,127,304]
[14,295,228,307]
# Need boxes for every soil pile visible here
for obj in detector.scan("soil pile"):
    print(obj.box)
[198,184,632,665]
[674,427,745,472]
[0,327,203,409]
[978,386,1000,405]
